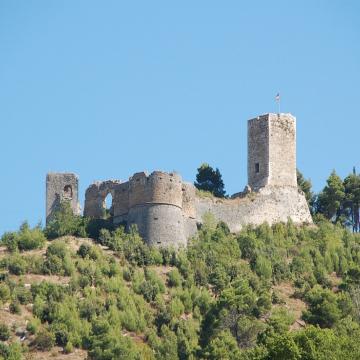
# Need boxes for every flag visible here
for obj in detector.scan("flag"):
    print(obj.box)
[275,93,280,102]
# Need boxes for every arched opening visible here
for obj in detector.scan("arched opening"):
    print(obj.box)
[105,193,112,209]
[63,185,73,199]
[103,192,113,218]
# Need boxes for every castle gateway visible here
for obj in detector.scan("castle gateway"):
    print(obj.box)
[46,113,312,247]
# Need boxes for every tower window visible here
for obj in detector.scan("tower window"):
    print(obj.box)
[255,163,260,173]
[63,185,73,199]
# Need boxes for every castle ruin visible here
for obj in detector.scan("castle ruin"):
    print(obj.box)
[46,113,312,247]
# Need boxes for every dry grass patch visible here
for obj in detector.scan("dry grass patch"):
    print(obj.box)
[272,282,307,330]
[25,347,87,360]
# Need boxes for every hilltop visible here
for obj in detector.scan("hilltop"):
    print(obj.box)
[1,208,360,359]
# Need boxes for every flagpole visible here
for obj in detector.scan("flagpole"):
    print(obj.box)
[275,93,280,115]
[278,98,280,114]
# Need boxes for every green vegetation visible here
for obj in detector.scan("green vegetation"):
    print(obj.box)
[303,168,360,232]
[1,211,360,359]
[1,222,45,252]
[194,163,226,198]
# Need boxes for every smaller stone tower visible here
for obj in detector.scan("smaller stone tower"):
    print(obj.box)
[248,113,297,190]
[46,173,80,223]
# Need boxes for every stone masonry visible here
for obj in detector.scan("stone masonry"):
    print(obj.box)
[46,113,312,247]
[46,173,80,223]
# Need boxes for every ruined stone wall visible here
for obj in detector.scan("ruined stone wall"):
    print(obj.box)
[194,186,312,234]
[46,173,80,223]
[269,113,297,187]
[248,116,270,190]
[84,180,121,218]
[113,182,129,218]
[182,182,196,219]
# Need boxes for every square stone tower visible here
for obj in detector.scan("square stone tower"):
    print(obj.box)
[248,113,297,190]
[46,173,80,223]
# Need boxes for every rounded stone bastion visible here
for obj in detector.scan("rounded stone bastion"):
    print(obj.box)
[127,171,186,248]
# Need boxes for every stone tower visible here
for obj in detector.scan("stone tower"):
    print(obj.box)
[248,113,297,190]
[46,173,80,223]
[126,171,186,248]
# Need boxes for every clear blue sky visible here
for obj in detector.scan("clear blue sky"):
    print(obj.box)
[1,1,360,233]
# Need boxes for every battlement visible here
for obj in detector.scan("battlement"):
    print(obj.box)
[128,171,183,209]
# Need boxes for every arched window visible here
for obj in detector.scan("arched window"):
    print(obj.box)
[63,185,73,199]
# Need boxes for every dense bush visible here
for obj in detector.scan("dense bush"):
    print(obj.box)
[33,328,55,351]
[45,201,88,239]
[0,342,22,360]
[0,283,11,303]
[0,323,10,341]
[1,222,45,252]
[42,239,74,275]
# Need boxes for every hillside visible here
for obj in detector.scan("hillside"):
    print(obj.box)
[1,209,360,359]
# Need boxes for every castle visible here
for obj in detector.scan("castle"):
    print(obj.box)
[46,113,312,247]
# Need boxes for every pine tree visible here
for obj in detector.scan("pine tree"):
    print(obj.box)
[343,173,360,232]
[194,163,226,198]
[316,170,345,222]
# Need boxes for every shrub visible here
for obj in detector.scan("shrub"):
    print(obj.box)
[26,318,41,335]
[267,307,296,333]
[302,286,342,328]
[204,330,241,360]
[44,201,87,239]
[9,300,21,314]
[168,268,182,287]
[0,341,22,360]
[33,328,55,351]
[77,243,92,258]
[254,255,272,280]
[43,240,74,276]
[137,269,165,303]
[64,341,73,354]
[0,283,10,303]
[7,255,27,275]
[0,323,10,341]
[1,222,45,252]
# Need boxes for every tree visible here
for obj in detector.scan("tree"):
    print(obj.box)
[204,330,241,360]
[316,171,345,222]
[297,169,314,211]
[194,163,226,198]
[44,201,87,239]
[343,173,360,232]
[302,286,342,328]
